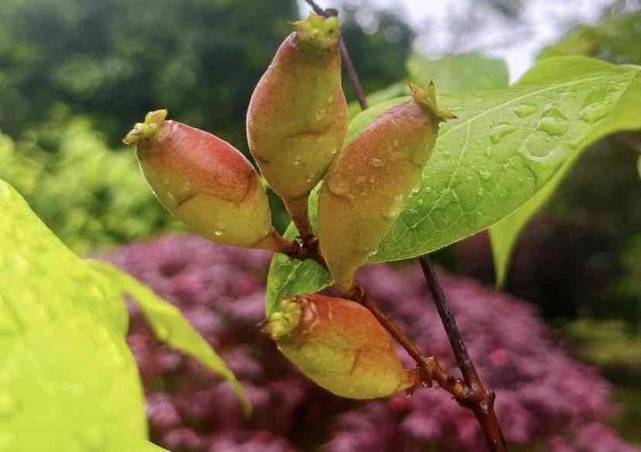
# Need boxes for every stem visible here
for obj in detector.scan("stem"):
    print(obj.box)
[301,1,506,449]
[419,256,507,451]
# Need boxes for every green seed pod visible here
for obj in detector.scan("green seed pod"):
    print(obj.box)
[246,14,348,232]
[266,294,416,399]
[318,83,455,291]
[124,110,283,251]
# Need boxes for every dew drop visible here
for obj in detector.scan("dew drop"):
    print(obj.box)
[479,169,492,181]
[477,188,484,196]
[579,103,609,123]
[489,124,516,144]
[327,178,353,200]
[514,103,537,117]
[537,108,568,137]
[367,157,384,168]
[383,194,405,220]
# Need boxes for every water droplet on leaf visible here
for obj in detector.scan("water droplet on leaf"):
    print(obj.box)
[489,124,516,144]
[514,103,537,117]
[580,103,608,123]
[537,107,568,137]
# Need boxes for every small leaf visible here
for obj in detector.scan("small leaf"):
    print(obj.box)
[89,260,251,415]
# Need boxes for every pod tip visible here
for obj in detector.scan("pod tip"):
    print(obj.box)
[123,109,168,145]
[408,82,456,123]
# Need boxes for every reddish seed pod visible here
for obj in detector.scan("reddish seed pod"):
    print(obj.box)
[318,83,455,291]
[246,14,348,231]
[124,110,282,251]
[266,294,416,399]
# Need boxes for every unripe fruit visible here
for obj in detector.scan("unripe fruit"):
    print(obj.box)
[318,83,455,291]
[124,110,283,251]
[266,294,416,399]
[246,14,348,232]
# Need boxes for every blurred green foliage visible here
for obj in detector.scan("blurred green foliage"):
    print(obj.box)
[539,11,641,64]
[0,0,412,147]
[0,107,177,254]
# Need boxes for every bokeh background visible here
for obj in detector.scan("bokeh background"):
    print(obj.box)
[1,0,640,450]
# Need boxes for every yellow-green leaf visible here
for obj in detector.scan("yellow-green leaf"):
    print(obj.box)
[0,179,150,451]
[89,260,251,414]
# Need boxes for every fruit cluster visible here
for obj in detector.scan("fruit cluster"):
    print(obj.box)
[124,14,452,399]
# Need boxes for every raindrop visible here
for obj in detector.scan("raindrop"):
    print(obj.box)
[537,108,568,137]
[383,195,405,220]
[489,124,516,144]
[514,103,537,118]
[367,157,384,168]
[327,179,353,200]
[579,103,608,123]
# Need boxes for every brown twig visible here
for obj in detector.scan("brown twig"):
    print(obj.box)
[420,256,507,450]
[297,1,507,450]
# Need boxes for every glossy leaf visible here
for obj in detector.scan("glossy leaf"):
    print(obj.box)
[0,179,149,451]
[90,260,250,414]
[266,56,641,304]
[374,56,641,262]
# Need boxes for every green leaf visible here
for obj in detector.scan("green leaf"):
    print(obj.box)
[373,56,641,262]
[266,56,641,301]
[89,260,251,414]
[407,52,509,92]
[0,179,151,451]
